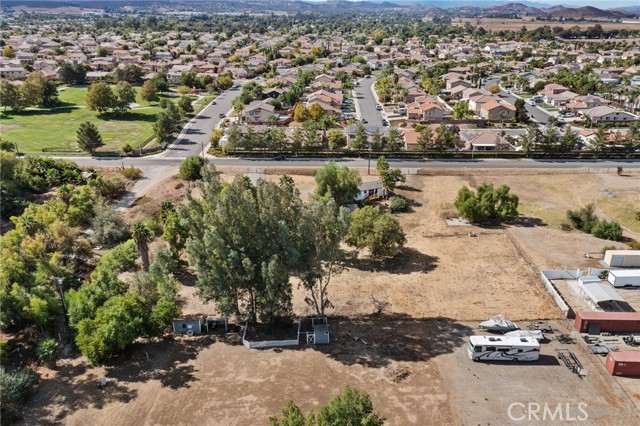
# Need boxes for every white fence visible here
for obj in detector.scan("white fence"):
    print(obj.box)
[242,320,302,349]
[540,270,576,319]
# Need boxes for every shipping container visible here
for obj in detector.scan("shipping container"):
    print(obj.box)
[607,270,640,288]
[606,351,640,376]
[604,250,640,268]
[575,311,640,334]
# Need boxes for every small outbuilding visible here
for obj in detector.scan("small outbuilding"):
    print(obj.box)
[606,351,640,376]
[173,317,206,335]
[575,312,640,334]
[608,270,640,288]
[604,250,640,268]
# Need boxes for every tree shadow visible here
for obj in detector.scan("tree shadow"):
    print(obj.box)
[103,334,242,390]
[344,247,439,275]
[507,216,547,228]
[98,112,157,123]
[311,315,473,368]
[23,362,137,426]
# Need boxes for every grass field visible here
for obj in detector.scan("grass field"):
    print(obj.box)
[0,86,187,153]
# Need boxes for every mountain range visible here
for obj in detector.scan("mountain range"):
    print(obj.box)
[1,0,639,17]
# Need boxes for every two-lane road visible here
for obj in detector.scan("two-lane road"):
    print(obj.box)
[162,85,243,158]
[354,76,385,133]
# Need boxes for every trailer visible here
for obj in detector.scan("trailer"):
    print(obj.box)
[606,351,640,376]
[557,349,583,374]
[604,250,640,268]
[575,312,640,334]
[468,336,540,362]
[608,270,640,288]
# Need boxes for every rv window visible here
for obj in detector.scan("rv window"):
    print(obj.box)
[486,346,496,351]
[474,347,482,353]
[518,349,523,353]
[181,324,186,329]
[497,348,509,352]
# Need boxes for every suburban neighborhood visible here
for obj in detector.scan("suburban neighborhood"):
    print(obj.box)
[1,1,640,425]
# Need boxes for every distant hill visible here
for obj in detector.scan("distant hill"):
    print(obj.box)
[486,2,541,16]
[542,5,630,19]
[321,0,406,9]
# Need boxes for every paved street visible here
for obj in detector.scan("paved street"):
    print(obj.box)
[354,75,385,132]
[162,85,243,158]
[67,156,639,170]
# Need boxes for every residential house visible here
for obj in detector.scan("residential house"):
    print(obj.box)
[244,101,275,124]
[479,100,516,121]
[167,64,195,84]
[581,106,638,123]
[460,131,514,151]
[544,90,579,107]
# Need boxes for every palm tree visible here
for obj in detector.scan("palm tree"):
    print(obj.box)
[132,222,153,272]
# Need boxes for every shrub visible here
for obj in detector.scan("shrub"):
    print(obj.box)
[567,204,599,234]
[389,196,409,213]
[601,245,619,255]
[88,177,126,200]
[90,202,130,247]
[0,367,37,425]
[36,338,60,366]
[122,144,134,155]
[143,217,163,237]
[591,220,623,241]
[120,166,142,180]
[179,156,205,182]
[599,270,609,280]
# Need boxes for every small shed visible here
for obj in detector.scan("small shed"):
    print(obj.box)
[604,250,640,268]
[575,312,640,334]
[606,351,640,376]
[355,181,388,202]
[173,317,206,335]
[608,270,640,288]
[305,317,330,345]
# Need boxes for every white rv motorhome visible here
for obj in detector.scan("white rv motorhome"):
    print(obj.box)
[468,336,540,362]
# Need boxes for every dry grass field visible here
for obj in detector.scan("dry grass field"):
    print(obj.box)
[21,168,640,426]
[454,17,640,32]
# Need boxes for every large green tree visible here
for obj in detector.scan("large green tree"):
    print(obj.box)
[346,205,406,258]
[376,156,405,196]
[314,162,362,205]
[454,183,519,223]
[76,122,104,155]
[86,82,115,114]
[179,165,302,322]
[295,199,350,317]
[113,81,136,113]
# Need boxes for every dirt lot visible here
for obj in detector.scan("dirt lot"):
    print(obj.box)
[20,168,640,425]
[23,320,639,426]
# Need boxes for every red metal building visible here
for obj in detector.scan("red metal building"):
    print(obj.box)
[606,351,640,376]
[574,312,640,334]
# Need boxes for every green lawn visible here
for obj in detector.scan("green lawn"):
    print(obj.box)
[520,93,533,99]
[0,86,179,153]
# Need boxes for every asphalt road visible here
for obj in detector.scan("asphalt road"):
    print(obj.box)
[162,85,243,158]
[68,156,640,170]
[354,76,385,132]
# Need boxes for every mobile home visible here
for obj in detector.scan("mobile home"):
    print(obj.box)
[467,336,540,362]
[604,250,640,268]
[607,270,640,288]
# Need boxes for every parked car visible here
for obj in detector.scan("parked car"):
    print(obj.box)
[365,75,371,79]
[273,155,286,161]
[382,120,389,126]
[376,104,383,111]
[361,118,368,124]
[219,113,226,118]
[528,100,537,106]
